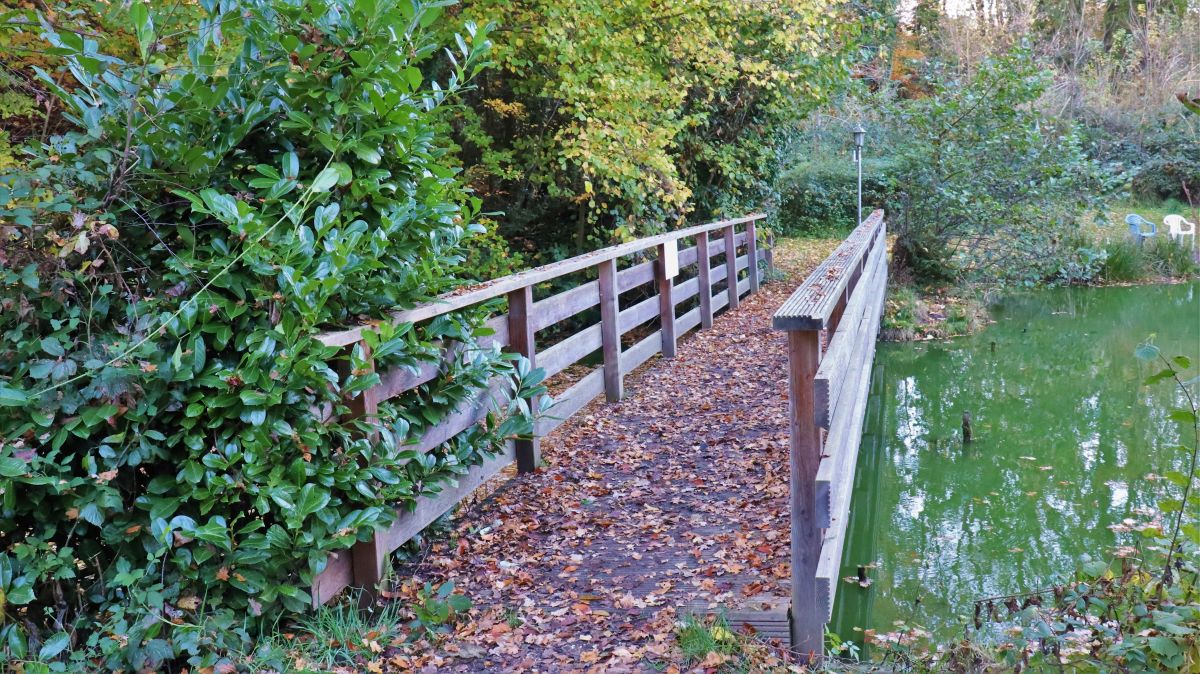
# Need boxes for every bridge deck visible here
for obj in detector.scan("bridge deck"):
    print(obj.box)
[392,241,838,673]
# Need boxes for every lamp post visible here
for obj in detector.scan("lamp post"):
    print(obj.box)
[852,124,866,225]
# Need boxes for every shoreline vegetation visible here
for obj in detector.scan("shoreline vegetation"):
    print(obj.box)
[879,205,1200,342]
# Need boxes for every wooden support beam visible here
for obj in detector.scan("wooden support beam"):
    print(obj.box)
[507,285,540,472]
[787,329,823,658]
[339,340,387,606]
[656,242,677,358]
[598,259,623,402]
[766,233,775,276]
[696,231,713,329]
[723,225,739,310]
[746,220,760,292]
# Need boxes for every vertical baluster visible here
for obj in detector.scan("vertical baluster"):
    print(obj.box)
[747,219,760,292]
[598,259,623,401]
[507,285,540,472]
[787,329,823,656]
[766,231,776,277]
[724,225,739,310]
[696,231,713,329]
[342,340,386,605]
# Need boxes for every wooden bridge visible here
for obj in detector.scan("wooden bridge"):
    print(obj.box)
[308,210,886,663]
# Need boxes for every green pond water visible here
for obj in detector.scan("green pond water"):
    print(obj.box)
[831,281,1200,645]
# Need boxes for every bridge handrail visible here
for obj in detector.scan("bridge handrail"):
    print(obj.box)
[773,210,885,331]
[773,209,887,656]
[311,212,772,606]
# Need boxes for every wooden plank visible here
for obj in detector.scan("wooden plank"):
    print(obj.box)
[677,305,701,335]
[711,259,728,285]
[532,281,599,332]
[711,288,728,314]
[375,311,508,402]
[766,233,775,275]
[747,220,760,292]
[507,286,539,473]
[316,418,522,606]
[598,259,623,402]
[672,276,700,306]
[316,213,766,347]
[619,295,658,334]
[538,324,602,379]
[337,340,385,603]
[621,330,662,375]
[813,263,885,527]
[773,210,884,331]
[377,442,517,556]
[656,243,677,358]
[678,243,698,269]
[618,260,655,293]
[813,246,887,622]
[411,379,511,457]
[812,243,885,429]
[786,329,823,656]
[696,231,713,329]
[534,368,605,436]
[723,225,739,311]
[312,547,355,607]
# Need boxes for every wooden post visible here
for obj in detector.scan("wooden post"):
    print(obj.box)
[747,219,760,292]
[507,286,540,472]
[724,225,739,310]
[696,232,713,329]
[341,340,386,606]
[787,329,824,657]
[598,259,623,402]
[656,242,677,358]
[766,232,775,277]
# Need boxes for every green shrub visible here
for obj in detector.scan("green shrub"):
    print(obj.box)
[0,1,541,669]
[887,48,1112,285]
[1100,238,1150,281]
[1146,236,1200,278]
[776,157,895,236]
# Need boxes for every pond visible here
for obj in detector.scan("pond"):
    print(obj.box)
[831,281,1200,646]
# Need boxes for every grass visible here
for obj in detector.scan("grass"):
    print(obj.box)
[1077,199,1199,283]
[675,614,800,673]
[242,595,408,673]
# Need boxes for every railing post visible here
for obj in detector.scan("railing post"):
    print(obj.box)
[723,225,739,310]
[787,329,824,657]
[696,231,713,329]
[507,285,540,472]
[766,232,776,277]
[655,242,677,358]
[597,259,623,401]
[747,219,760,292]
[341,340,386,606]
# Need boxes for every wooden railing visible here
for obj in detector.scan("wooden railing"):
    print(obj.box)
[311,213,772,605]
[772,210,887,654]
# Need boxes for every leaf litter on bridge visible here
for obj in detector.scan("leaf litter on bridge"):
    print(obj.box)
[378,238,840,673]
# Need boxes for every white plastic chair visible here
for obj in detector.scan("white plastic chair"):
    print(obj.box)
[1164,214,1196,250]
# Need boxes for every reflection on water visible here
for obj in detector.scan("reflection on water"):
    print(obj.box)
[832,282,1200,643]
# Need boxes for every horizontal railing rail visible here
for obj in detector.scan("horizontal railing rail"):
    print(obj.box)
[311,213,773,606]
[772,210,886,655]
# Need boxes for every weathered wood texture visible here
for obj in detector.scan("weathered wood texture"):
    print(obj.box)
[772,210,887,652]
[309,215,770,606]
[772,210,885,331]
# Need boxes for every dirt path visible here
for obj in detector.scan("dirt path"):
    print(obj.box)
[391,240,837,673]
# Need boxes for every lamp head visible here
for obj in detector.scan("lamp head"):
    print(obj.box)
[852,124,866,149]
